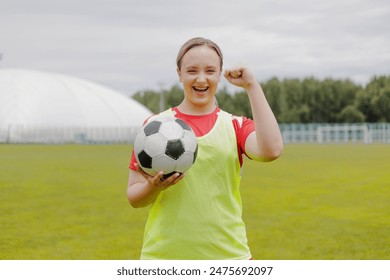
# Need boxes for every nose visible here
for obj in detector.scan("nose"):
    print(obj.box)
[196,72,206,83]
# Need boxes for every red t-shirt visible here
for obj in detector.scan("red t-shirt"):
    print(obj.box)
[129,107,255,169]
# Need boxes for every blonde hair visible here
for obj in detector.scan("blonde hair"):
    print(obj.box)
[176,37,223,70]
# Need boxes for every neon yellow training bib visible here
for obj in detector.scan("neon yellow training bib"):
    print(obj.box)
[140,109,251,260]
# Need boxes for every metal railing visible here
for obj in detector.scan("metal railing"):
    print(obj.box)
[0,125,141,144]
[280,123,390,144]
[1,123,389,144]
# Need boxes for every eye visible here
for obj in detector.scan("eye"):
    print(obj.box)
[205,67,217,74]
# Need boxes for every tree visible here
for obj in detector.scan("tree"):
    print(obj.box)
[216,86,235,113]
[233,91,252,118]
[262,77,284,121]
[132,90,160,113]
[376,87,390,121]
[338,105,366,123]
[130,75,390,123]
[165,84,184,109]
[302,77,323,123]
[369,77,390,122]
[357,76,390,122]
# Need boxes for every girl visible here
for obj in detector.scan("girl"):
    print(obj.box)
[127,37,283,259]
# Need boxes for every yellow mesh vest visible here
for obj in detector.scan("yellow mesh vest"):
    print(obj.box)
[140,109,251,260]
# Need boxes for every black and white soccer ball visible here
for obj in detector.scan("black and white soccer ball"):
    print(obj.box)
[134,116,198,179]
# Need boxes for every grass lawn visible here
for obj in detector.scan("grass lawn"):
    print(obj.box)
[0,144,389,259]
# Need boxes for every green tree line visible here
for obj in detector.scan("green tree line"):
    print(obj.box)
[132,75,390,123]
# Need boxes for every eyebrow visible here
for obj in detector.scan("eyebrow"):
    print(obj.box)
[184,65,217,70]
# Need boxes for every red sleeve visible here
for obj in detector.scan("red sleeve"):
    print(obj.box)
[232,116,255,165]
[129,150,137,171]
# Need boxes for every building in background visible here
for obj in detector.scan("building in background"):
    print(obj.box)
[0,69,152,144]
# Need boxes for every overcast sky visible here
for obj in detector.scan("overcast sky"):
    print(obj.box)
[1,0,389,96]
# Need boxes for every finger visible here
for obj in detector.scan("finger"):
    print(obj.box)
[224,69,237,78]
[168,172,181,182]
[159,172,176,183]
[224,68,243,79]
[232,66,245,78]
[223,69,230,78]
[231,71,242,79]
[135,163,162,184]
[170,173,185,185]
[161,172,185,188]
[153,171,165,184]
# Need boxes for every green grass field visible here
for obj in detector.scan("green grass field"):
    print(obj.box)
[0,144,389,260]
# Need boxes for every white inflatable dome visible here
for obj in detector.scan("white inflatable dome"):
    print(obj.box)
[0,69,153,143]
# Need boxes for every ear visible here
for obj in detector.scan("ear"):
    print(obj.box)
[177,67,182,83]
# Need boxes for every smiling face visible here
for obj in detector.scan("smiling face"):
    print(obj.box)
[177,45,222,114]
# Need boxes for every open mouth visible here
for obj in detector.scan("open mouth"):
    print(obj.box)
[193,86,209,93]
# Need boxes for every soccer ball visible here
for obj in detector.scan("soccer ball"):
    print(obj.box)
[134,116,198,179]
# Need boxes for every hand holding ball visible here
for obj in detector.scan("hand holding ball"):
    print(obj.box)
[134,116,198,179]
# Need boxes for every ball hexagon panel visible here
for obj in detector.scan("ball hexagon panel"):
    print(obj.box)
[182,130,198,153]
[192,146,198,163]
[133,129,146,155]
[141,166,156,176]
[143,133,168,157]
[174,151,195,173]
[152,154,176,174]
[158,121,184,141]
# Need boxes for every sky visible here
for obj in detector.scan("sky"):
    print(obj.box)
[1,0,389,96]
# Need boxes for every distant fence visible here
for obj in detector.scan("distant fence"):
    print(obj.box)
[0,123,389,144]
[280,123,390,144]
[0,125,141,144]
